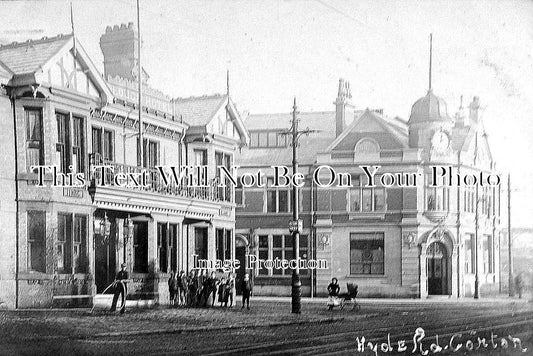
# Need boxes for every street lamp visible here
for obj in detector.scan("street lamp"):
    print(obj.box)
[282,98,317,314]
[123,214,134,262]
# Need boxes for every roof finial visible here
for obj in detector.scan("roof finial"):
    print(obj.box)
[428,33,433,92]
[226,69,230,97]
[70,2,76,55]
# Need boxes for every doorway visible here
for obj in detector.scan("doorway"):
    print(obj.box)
[95,219,117,293]
[235,235,248,295]
[427,241,449,295]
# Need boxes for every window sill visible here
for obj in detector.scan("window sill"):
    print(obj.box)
[348,212,385,220]
[346,274,387,279]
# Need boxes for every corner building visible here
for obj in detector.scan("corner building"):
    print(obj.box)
[0,23,248,308]
[235,79,501,298]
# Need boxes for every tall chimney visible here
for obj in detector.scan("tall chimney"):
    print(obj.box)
[334,78,355,137]
[469,96,480,123]
[100,22,139,81]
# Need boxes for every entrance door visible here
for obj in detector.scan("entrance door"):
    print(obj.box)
[95,219,117,293]
[235,235,248,295]
[235,246,246,295]
[427,242,448,295]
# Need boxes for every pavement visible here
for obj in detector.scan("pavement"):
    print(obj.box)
[253,295,533,305]
[1,299,532,355]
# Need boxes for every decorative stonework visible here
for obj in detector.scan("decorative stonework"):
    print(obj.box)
[403,232,417,248]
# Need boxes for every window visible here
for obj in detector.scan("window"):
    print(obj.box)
[193,149,207,185]
[169,224,177,273]
[350,233,384,275]
[349,175,385,212]
[256,234,308,276]
[136,138,159,168]
[73,215,87,273]
[56,113,71,173]
[266,178,290,213]
[248,130,288,148]
[258,235,269,275]
[482,235,493,274]
[250,132,259,147]
[215,151,233,202]
[463,186,475,213]
[426,174,449,211]
[72,117,85,173]
[27,211,46,272]
[92,126,114,163]
[26,108,44,172]
[464,234,475,274]
[103,129,114,162]
[56,213,87,274]
[57,213,72,272]
[92,126,102,163]
[133,222,148,273]
[158,223,168,273]
[216,228,232,263]
[194,227,208,260]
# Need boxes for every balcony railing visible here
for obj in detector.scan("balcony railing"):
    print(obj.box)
[89,157,232,203]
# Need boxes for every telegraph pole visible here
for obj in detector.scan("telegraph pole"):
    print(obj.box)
[473,130,480,299]
[136,0,143,167]
[508,173,514,297]
[291,98,301,313]
[285,98,316,314]
[474,176,480,299]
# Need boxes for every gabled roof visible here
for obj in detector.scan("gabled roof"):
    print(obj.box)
[326,109,408,152]
[0,33,113,103]
[0,61,11,84]
[0,34,72,75]
[172,94,228,127]
[237,111,336,167]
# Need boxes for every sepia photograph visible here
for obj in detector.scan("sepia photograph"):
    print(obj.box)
[0,0,532,354]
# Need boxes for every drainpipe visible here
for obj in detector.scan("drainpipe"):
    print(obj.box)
[456,151,461,298]
[309,171,315,298]
[9,87,20,308]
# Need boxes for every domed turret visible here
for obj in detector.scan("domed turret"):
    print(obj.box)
[408,90,451,124]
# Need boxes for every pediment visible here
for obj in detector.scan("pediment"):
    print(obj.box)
[327,110,405,152]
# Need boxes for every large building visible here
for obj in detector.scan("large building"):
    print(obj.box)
[0,23,248,308]
[235,79,501,298]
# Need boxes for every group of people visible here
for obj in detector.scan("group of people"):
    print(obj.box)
[168,270,253,309]
[108,264,254,314]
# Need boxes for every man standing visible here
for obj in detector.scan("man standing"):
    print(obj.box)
[168,271,178,306]
[240,273,253,310]
[110,263,129,314]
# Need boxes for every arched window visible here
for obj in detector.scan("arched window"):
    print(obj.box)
[355,138,379,154]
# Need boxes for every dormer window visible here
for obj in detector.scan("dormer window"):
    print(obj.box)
[249,130,288,148]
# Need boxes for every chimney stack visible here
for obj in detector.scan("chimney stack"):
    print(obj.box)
[335,78,355,137]
[100,22,141,81]
[469,96,480,123]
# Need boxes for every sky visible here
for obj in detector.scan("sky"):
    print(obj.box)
[1,0,532,226]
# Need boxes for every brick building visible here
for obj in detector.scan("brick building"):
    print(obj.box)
[0,23,248,308]
[235,79,501,298]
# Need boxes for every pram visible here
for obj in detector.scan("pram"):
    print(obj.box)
[327,283,360,311]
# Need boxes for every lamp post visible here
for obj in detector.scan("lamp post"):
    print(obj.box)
[284,98,317,314]
[123,214,134,264]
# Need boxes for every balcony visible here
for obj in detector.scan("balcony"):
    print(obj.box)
[88,158,234,218]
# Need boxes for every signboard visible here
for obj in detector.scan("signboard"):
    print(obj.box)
[288,219,303,233]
